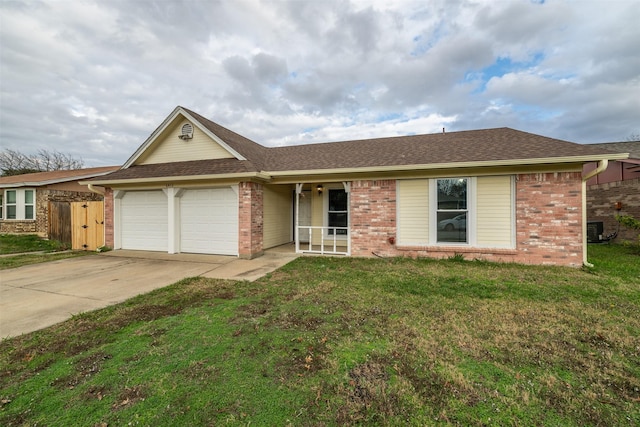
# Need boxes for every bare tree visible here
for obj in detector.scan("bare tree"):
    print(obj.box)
[625,132,640,142]
[0,148,84,176]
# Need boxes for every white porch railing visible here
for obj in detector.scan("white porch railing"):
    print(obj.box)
[295,226,350,255]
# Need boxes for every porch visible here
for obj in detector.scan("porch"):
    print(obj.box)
[293,182,351,256]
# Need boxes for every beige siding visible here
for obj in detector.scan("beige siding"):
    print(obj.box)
[476,175,513,248]
[309,189,325,245]
[397,179,429,245]
[138,119,234,165]
[263,185,292,249]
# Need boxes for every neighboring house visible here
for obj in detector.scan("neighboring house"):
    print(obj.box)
[87,106,627,267]
[0,167,119,237]
[584,141,640,242]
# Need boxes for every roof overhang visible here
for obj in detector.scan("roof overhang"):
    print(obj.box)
[85,153,630,187]
[0,170,119,189]
[82,171,272,186]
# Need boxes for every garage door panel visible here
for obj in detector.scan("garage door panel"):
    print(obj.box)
[180,188,238,255]
[121,191,168,251]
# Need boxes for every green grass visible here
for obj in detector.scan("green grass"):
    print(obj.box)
[1,244,638,426]
[0,234,93,269]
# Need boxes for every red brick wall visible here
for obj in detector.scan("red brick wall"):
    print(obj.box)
[515,172,583,267]
[238,182,264,259]
[349,174,584,267]
[104,188,114,248]
[350,180,397,256]
[587,177,640,242]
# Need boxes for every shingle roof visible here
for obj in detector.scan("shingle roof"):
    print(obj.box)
[94,159,258,181]
[92,108,629,183]
[263,127,621,171]
[0,166,119,187]
[586,141,640,159]
[182,107,269,169]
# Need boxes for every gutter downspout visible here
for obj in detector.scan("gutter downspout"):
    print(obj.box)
[87,183,105,196]
[582,159,608,267]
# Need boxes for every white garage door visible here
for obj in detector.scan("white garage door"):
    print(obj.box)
[180,188,238,255]
[121,191,168,251]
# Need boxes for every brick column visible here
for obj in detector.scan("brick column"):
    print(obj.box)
[516,172,583,267]
[104,188,114,248]
[350,179,397,257]
[238,181,264,259]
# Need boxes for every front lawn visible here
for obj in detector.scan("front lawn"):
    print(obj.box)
[0,234,93,269]
[1,244,638,426]
[0,234,66,254]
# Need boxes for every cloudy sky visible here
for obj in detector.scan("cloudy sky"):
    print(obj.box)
[1,0,639,167]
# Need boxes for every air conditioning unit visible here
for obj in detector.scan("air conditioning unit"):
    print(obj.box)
[586,221,603,243]
[178,123,193,140]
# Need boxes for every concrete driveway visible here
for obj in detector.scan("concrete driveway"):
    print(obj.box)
[0,249,298,339]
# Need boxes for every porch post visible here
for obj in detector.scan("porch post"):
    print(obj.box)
[295,183,303,254]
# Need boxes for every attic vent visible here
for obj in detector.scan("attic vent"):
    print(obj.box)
[178,123,193,140]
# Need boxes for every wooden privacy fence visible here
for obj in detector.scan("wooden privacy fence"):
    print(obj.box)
[71,201,104,250]
[48,201,72,246]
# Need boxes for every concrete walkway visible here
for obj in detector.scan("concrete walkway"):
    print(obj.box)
[0,248,298,339]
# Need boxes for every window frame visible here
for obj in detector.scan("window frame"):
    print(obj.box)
[2,188,36,221]
[325,187,349,238]
[429,177,476,246]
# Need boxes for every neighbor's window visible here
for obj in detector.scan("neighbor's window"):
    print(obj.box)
[328,189,348,235]
[6,190,16,219]
[0,193,3,219]
[436,178,467,243]
[4,189,35,220]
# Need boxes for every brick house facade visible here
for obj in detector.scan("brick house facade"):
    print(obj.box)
[1,167,118,239]
[344,173,583,266]
[91,106,626,268]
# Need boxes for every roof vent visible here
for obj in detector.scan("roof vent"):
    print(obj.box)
[178,123,193,140]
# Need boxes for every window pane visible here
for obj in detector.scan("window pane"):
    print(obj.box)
[329,189,347,211]
[7,205,16,219]
[25,205,34,220]
[437,179,467,210]
[437,212,467,243]
[328,213,348,234]
[25,190,34,204]
[7,190,16,204]
[329,212,348,227]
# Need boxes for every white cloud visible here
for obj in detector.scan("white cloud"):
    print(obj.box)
[1,0,639,166]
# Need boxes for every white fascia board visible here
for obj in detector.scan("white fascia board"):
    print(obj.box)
[180,110,246,161]
[122,107,245,169]
[122,106,183,168]
[84,171,271,186]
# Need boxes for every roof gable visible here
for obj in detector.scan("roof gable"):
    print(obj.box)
[123,107,248,168]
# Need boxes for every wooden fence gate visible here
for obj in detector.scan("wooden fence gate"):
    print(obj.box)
[48,201,72,246]
[71,201,104,250]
